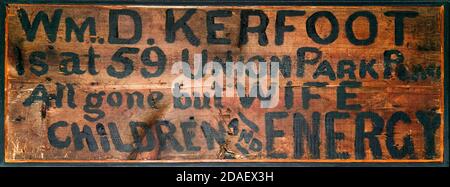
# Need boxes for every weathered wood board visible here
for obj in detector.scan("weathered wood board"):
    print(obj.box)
[2,4,447,164]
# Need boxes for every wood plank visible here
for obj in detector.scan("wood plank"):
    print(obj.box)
[3,4,445,163]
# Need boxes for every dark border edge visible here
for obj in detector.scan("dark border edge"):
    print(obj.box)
[1,0,6,168]
[0,0,449,6]
[443,0,449,168]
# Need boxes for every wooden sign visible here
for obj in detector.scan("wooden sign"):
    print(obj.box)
[1,2,449,166]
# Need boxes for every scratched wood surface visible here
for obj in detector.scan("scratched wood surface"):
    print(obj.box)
[3,4,445,163]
